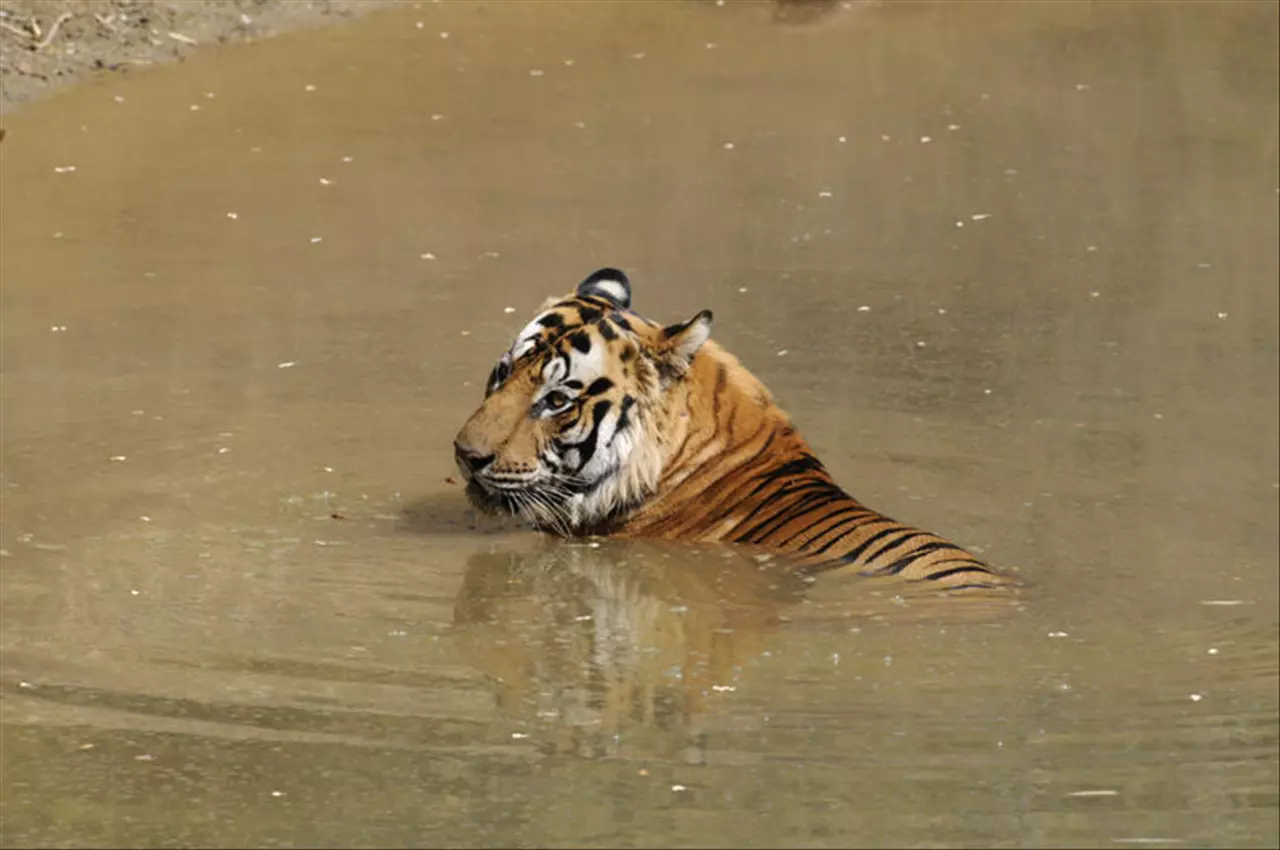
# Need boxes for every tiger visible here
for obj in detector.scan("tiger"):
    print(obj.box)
[453,268,1015,590]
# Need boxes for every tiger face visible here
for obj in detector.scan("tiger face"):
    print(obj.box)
[453,268,712,534]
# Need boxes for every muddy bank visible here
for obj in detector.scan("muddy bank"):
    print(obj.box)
[0,0,395,113]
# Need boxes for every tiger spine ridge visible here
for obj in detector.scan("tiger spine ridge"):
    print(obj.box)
[454,268,1011,589]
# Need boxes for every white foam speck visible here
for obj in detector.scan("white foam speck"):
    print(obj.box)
[277,361,297,369]
[504,306,516,314]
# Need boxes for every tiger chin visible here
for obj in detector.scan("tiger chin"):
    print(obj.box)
[454,268,1015,590]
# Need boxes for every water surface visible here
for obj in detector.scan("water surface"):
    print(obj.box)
[1,1,1277,847]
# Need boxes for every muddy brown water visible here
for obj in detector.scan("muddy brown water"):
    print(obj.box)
[1,1,1277,847]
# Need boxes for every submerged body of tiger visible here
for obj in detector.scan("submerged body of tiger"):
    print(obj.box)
[453,268,1013,590]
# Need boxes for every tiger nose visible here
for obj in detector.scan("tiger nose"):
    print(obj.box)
[453,441,492,476]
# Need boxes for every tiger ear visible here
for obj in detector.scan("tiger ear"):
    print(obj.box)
[655,309,713,377]
[577,268,631,309]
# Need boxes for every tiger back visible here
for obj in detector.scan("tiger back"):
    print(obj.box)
[453,268,1014,590]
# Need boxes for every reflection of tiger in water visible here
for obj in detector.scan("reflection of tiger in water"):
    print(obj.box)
[454,268,1013,590]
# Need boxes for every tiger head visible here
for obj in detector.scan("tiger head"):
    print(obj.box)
[453,268,713,534]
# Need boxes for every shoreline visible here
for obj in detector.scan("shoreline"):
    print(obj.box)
[0,0,396,115]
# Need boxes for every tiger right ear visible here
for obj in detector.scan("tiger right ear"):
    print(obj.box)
[654,309,713,380]
[577,268,631,309]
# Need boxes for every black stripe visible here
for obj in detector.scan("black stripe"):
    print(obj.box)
[862,541,967,577]
[711,364,728,422]
[925,564,996,582]
[775,502,874,548]
[586,377,614,396]
[537,313,564,329]
[614,395,636,436]
[862,530,933,563]
[821,520,902,560]
[597,318,618,340]
[567,331,591,354]
[578,305,602,323]
[724,471,834,536]
[732,480,842,542]
[741,488,851,545]
[568,399,613,471]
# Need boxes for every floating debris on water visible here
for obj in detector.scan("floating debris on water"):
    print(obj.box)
[226,212,238,219]
[723,141,735,150]
[53,165,76,173]
[309,237,322,244]
[1068,789,1118,797]
[277,361,297,369]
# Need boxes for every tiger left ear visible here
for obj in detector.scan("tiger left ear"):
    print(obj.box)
[656,309,713,376]
[577,268,631,309]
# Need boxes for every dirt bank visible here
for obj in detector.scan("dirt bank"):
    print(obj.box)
[0,0,395,114]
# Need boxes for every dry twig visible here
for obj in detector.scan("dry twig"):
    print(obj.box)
[0,19,32,40]
[33,12,72,52]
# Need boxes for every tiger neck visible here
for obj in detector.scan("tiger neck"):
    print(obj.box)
[617,346,865,541]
